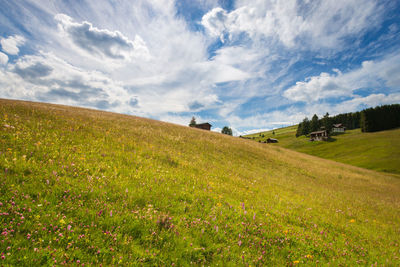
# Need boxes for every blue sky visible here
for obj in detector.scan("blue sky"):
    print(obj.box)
[0,0,399,135]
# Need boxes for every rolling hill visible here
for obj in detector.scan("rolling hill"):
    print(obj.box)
[245,125,400,175]
[1,99,400,265]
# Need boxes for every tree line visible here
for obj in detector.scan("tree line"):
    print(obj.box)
[296,104,400,137]
[360,104,400,132]
[296,111,361,137]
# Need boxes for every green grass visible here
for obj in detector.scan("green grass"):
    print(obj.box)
[246,126,400,175]
[1,99,400,265]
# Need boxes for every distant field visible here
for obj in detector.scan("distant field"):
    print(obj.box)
[1,99,400,265]
[245,126,400,175]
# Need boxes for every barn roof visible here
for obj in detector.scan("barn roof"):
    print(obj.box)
[333,123,345,128]
[310,130,327,135]
[196,123,212,127]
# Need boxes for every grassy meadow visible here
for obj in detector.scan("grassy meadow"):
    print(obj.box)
[246,126,400,175]
[1,99,400,265]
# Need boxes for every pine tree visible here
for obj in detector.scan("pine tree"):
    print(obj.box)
[189,116,196,127]
[296,123,303,137]
[322,112,333,134]
[310,114,320,132]
[301,117,310,136]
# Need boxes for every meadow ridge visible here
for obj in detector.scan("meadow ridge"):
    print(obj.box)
[245,125,400,175]
[1,99,400,265]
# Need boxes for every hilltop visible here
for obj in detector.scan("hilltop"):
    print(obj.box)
[245,126,400,175]
[1,99,400,265]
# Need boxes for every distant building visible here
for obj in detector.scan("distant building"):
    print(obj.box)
[310,130,328,141]
[266,138,278,143]
[193,123,212,131]
[332,123,346,133]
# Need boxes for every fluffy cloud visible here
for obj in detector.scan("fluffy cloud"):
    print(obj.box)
[55,14,149,61]
[0,35,25,55]
[0,52,8,64]
[284,52,400,102]
[202,0,382,49]
[0,52,134,112]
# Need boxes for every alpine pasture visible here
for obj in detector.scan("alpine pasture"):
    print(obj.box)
[1,99,400,265]
[246,126,400,175]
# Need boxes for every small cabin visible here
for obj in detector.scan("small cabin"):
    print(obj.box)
[310,130,328,141]
[266,138,278,143]
[332,123,346,133]
[193,123,212,131]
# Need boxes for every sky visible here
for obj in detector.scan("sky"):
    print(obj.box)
[0,0,399,135]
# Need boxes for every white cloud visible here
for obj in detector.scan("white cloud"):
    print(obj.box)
[0,35,25,55]
[0,51,134,113]
[55,14,149,61]
[202,0,382,50]
[0,52,8,64]
[284,52,400,102]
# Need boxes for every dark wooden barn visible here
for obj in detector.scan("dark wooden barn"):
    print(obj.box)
[310,130,328,141]
[193,123,212,131]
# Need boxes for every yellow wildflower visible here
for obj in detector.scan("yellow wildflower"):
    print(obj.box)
[349,219,355,223]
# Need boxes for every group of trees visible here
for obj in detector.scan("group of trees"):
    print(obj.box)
[189,117,232,136]
[296,111,361,137]
[296,104,400,137]
[361,104,400,132]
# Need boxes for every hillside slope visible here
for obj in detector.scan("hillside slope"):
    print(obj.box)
[246,126,400,174]
[1,99,400,265]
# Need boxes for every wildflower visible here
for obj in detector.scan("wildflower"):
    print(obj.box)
[67,225,72,231]
[59,219,66,225]
[27,233,31,239]
[306,254,313,259]
[349,219,355,223]
[238,240,242,246]
[293,260,299,264]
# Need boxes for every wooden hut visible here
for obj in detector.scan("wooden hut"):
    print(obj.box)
[310,130,328,141]
[193,123,212,131]
[332,123,346,133]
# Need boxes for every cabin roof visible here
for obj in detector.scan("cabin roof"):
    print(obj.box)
[196,122,212,126]
[310,130,327,135]
[333,123,345,128]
